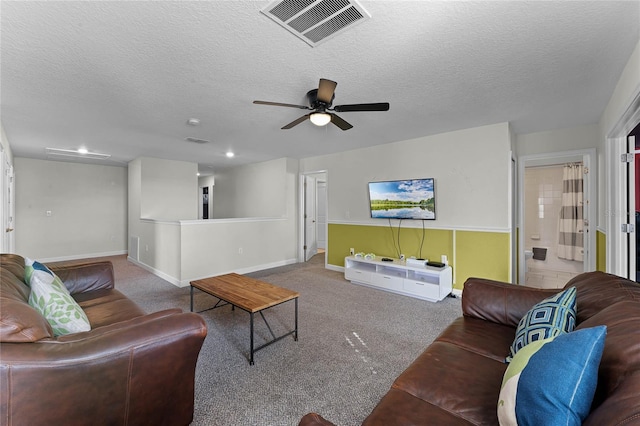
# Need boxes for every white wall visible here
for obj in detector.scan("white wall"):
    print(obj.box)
[128,156,299,285]
[139,157,198,220]
[300,122,512,231]
[14,158,127,260]
[1,123,13,165]
[515,124,599,157]
[212,158,289,218]
[600,40,640,142]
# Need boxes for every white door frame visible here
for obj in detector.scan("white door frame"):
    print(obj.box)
[304,175,318,261]
[0,147,15,253]
[298,170,328,264]
[606,90,640,277]
[518,149,597,284]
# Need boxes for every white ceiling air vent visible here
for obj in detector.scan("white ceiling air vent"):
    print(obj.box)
[185,137,210,144]
[261,0,371,47]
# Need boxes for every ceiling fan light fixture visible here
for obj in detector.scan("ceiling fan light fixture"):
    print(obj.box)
[310,112,331,126]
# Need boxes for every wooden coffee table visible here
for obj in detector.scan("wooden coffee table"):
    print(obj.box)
[190,273,299,365]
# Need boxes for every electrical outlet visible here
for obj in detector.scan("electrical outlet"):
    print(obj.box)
[238,247,243,255]
[350,248,355,255]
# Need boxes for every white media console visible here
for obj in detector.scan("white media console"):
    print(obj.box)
[344,256,453,302]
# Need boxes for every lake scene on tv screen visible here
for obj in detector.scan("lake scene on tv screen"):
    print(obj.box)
[369,179,435,219]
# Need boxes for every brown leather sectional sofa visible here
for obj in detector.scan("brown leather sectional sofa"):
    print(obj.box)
[300,271,640,425]
[0,254,208,426]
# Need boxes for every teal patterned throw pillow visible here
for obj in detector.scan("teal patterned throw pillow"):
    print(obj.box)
[24,257,91,336]
[506,286,576,362]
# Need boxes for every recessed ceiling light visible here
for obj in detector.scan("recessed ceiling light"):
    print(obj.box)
[226,151,235,158]
[187,118,200,126]
[77,147,89,154]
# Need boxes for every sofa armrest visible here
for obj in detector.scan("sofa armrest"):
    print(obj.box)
[462,277,559,327]
[47,260,115,294]
[0,310,207,426]
[299,413,337,426]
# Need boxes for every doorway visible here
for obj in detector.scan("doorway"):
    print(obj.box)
[299,171,328,263]
[625,122,640,280]
[201,186,209,220]
[518,149,596,286]
[607,91,640,279]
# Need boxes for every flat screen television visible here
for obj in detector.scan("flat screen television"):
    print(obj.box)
[368,178,436,220]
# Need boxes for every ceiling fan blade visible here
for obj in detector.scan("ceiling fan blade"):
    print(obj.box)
[333,102,390,112]
[330,113,353,131]
[317,79,337,104]
[253,100,310,110]
[282,114,311,129]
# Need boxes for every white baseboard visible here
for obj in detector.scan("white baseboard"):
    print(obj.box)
[128,257,300,288]
[451,288,463,298]
[326,264,344,273]
[127,256,182,287]
[39,250,128,263]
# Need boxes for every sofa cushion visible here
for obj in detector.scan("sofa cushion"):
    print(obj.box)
[507,286,576,362]
[462,278,559,328]
[25,258,91,336]
[362,388,476,425]
[73,288,146,328]
[435,316,516,362]
[498,326,606,426]
[565,271,640,323]
[388,341,507,425]
[576,300,640,409]
[1,269,53,342]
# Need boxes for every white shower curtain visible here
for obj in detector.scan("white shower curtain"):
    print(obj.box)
[558,163,584,261]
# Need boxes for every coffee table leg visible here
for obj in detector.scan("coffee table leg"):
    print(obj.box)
[295,298,298,341]
[190,286,194,312]
[250,312,254,365]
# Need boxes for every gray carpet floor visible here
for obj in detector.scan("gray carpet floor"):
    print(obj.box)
[106,253,462,426]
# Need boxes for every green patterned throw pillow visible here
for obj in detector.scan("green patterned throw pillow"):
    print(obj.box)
[24,257,91,336]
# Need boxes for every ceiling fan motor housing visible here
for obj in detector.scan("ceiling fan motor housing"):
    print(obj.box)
[307,89,334,110]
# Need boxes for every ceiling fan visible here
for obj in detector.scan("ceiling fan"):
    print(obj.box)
[253,78,389,131]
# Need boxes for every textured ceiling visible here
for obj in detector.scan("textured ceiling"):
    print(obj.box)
[2,1,639,173]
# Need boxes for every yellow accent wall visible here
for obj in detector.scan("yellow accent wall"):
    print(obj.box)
[597,230,606,272]
[328,223,510,290]
[455,230,510,285]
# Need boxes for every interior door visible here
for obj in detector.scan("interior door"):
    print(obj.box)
[304,176,318,261]
[316,181,327,250]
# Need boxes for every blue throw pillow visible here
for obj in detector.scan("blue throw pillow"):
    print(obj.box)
[506,286,576,362]
[498,326,606,426]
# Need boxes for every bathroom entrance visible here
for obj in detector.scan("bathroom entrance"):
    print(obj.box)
[518,149,596,287]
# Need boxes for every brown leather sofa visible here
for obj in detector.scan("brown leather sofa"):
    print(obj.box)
[300,271,640,425]
[0,254,208,426]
